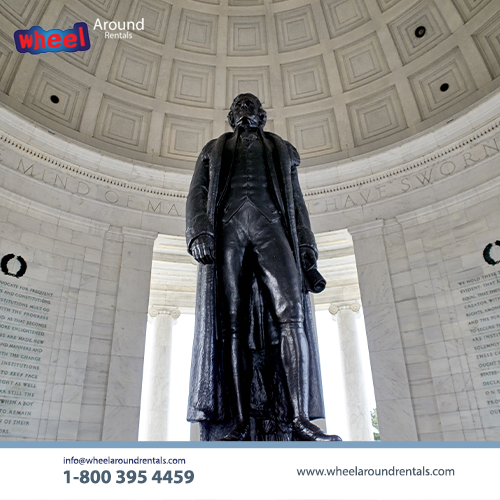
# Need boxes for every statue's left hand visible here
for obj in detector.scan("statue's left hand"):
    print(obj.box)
[300,247,317,272]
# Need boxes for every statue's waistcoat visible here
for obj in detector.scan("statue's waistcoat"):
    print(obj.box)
[219,132,280,224]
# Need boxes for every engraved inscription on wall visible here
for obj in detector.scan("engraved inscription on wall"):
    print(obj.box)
[0,275,61,439]
[306,131,500,215]
[452,269,500,429]
[0,144,184,217]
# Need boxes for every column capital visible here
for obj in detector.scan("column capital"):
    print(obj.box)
[328,301,361,316]
[148,306,181,319]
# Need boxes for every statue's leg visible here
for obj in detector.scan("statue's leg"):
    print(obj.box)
[218,210,252,441]
[228,334,246,425]
[253,218,342,441]
[279,322,309,420]
[251,218,308,419]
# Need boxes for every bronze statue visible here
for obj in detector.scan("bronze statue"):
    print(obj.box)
[186,93,341,441]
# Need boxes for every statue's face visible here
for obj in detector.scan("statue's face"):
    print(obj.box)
[231,94,261,128]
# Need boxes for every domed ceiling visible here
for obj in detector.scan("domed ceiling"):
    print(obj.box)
[0,0,499,175]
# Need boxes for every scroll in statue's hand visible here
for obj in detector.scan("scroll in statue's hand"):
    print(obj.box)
[191,234,215,265]
[300,247,326,293]
[299,247,317,272]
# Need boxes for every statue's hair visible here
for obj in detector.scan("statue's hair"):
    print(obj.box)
[227,93,267,130]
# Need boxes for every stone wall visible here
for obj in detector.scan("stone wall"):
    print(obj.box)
[346,113,500,440]
[394,180,500,441]
[0,109,168,439]
[0,184,158,439]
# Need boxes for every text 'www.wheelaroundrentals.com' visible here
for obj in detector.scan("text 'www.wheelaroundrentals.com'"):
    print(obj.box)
[297,466,454,477]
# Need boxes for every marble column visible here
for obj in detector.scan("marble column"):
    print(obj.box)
[349,221,418,441]
[102,228,158,440]
[141,306,181,441]
[329,302,373,441]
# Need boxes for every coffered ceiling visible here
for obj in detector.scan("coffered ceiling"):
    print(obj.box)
[0,0,499,173]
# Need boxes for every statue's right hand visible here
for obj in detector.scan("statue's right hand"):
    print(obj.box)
[191,235,215,265]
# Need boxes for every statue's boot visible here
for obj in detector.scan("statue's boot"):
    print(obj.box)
[292,418,342,441]
[220,334,250,441]
[280,323,342,442]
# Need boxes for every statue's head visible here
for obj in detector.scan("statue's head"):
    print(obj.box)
[228,93,267,130]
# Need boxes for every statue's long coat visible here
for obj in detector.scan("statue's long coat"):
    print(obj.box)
[186,130,325,424]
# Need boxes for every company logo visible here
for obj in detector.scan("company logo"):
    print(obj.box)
[13,22,91,55]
